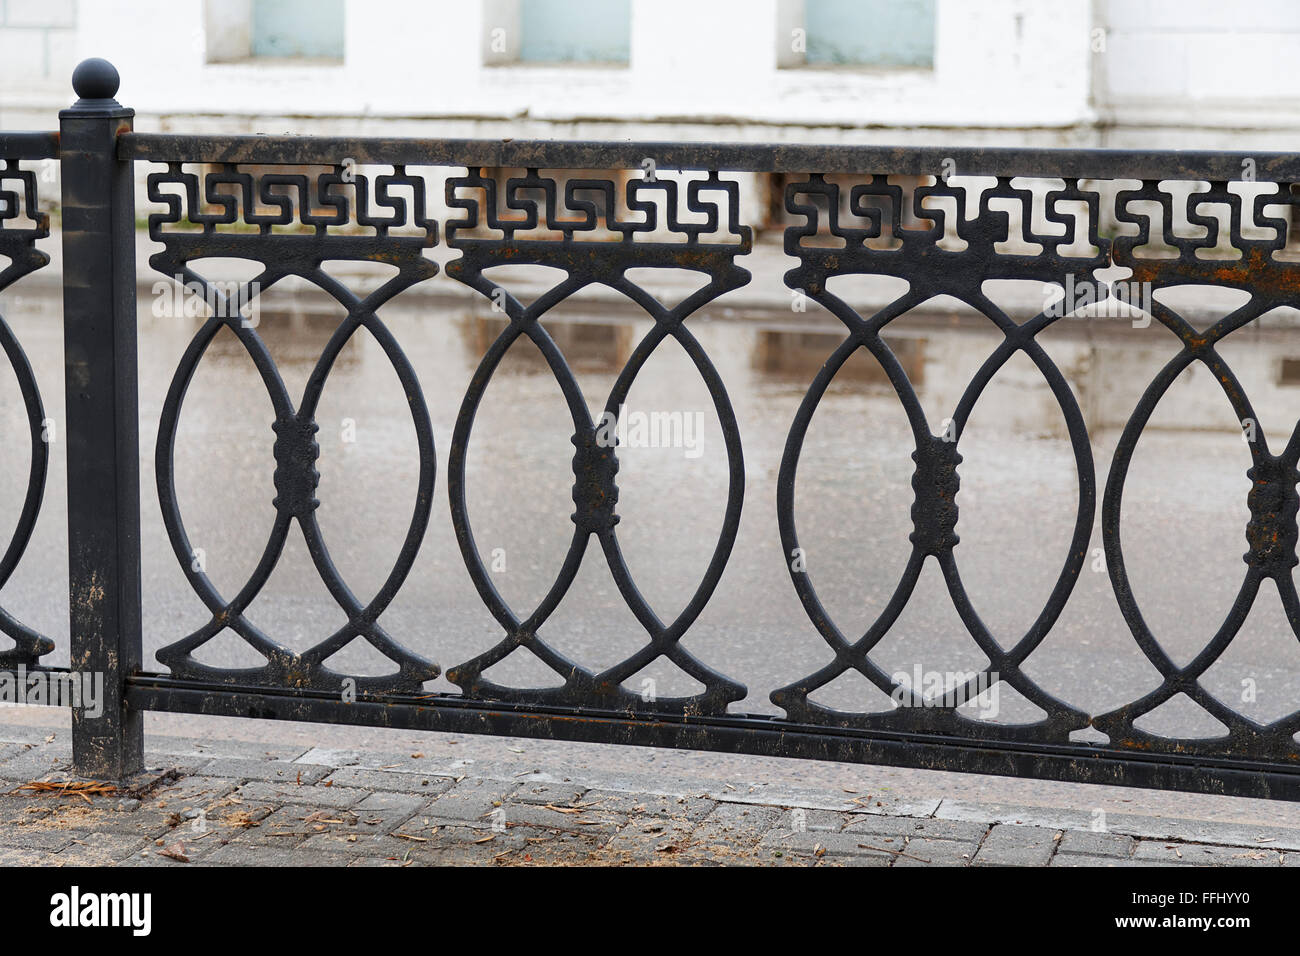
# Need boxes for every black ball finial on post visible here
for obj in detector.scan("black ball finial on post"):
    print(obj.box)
[68,57,122,109]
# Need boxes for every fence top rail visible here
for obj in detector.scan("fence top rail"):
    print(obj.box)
[0,131,59,160]
[118,132,1299,182]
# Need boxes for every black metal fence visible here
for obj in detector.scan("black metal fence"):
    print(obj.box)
[4,59,1300,798]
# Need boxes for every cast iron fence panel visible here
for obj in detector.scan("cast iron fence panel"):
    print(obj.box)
[772,172,1300,766]
[116,133,1300,794]
[9,61,1300,797]
[773,172,1100,745]
[441,168,751,714]
[0,133,57,668]
[145,160,441,693]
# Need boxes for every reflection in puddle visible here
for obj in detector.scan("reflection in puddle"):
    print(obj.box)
[461,312,635,373]
[754,328,926,387]
[200,308,365,370]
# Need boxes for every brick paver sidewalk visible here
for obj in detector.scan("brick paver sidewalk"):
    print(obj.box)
[0,727,1293,867]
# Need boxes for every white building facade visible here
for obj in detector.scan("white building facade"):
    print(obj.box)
[2,0,1298,151]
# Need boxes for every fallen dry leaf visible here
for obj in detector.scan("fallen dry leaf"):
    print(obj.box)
[159,842,190,863]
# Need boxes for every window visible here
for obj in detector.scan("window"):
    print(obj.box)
[779,0,935,70]
[205,0,345,64]
[483,0,631,66]
[252,0,344,59]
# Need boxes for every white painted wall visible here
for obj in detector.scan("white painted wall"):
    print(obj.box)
[2,0,1095,147]
[1095,0,1300,148]
[0,0,78,98]
[3,1,1297,176]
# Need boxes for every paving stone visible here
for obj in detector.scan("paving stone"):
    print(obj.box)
[763,841,894,866]
[601,816,700,861]
[120,852,198,867]
[0,728,61,747]
[318,764,452,796]
[1132,841,1284,866]
[201,800,278,833]
[495,801,625,836]
[0,845,56,864]
[55,831,150,865]
[0,797,175,841]
[0,785,131,813]
[0,793,66,825]
[297,807,486,855]
[423,778,518,825]
[694,803,782,847]
[0,733,1291,868]
[846,815,988,843]
[0,746,73,780]
[134,832,228,865]
[936,800,1300,851]
[578,789,716,823]
[295,748,360,767]
[972,824,1060,867]
[308,823,590,864]
[350,750,465,775]
[935,800,1094,831]
[846,793,944,817]
[235,779,368,809]
[775,808,849,832]
[148,736,308,762]
[1050,854,1150,867]
[891,837,979,867]
[824,851,895,867]
[0,821,76,851]
[486,829,609,866]
[266,791,427,845]
[348,856,418,867]
[200,843,358,866]
[214,803,336,848]
[144,775,239,812]
[512,780,589,806]
[354,790,428,817]
[714,783,860,812]
[1057,829,1136,858]
[323,767,456,794]
[760,826,900,859]
[195,757,331,784]
[0,742,36,768]
[405,844,529,866]
[297,826,451,857]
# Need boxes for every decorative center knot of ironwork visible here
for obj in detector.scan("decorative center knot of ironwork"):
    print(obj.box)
[570,428,620,534]
[909,436,962,555]
[1244,456,1300,573]
[271,416,321,517]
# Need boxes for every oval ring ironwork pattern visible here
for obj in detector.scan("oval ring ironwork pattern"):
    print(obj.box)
[772,173,1099,741]
[1096,179,1300,760]
[442,168,750,715]
[773,172,1300,762]
[146,162,440,692]
[0,158,54,666]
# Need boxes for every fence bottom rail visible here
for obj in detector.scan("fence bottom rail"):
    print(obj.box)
[109,674,1300,801]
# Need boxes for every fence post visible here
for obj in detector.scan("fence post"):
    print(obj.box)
[59,58,143,780]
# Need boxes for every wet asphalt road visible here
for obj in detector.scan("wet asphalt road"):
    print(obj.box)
[4,270,1300,818]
